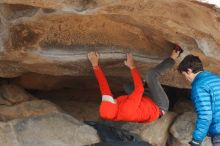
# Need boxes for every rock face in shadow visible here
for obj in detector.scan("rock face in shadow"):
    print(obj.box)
[173,99,194,114]
[0,0,219,88]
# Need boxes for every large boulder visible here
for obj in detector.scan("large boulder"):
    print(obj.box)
[169,112,212,146]
[118,112,177,146]
[0,112,100,146]
[0,100,61,121]
[0,0,219,88]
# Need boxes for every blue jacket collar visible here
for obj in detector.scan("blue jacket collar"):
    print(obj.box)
[192,71,210,85]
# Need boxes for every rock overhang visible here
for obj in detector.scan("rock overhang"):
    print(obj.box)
[0,0,220,88]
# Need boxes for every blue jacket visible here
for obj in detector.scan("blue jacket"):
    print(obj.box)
[191,71,220,142]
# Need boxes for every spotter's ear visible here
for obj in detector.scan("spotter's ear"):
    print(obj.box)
[187,68,193,74]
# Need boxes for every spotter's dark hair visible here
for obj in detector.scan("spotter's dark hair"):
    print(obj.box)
[178,55,204,73]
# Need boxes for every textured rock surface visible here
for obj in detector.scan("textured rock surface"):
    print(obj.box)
[0,112,100,146]
[118,112,177,146]
[0,100,61,121]
[0,0,219,88]
[169,112,212,146]
[173,99,194,114]
[0,97,11,106]
[0,1,219,144]
[0,84,31,104]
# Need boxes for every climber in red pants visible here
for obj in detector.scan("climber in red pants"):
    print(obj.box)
[88,48,181,123]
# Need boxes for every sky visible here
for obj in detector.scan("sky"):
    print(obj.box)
[198,0,220,7]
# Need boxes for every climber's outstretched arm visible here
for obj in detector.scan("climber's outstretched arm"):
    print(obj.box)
[123,53,144,111]
[88,52,113,97]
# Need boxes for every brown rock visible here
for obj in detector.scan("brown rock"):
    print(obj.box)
[120,112,177,146]
[0,0,117,11]
[0,97,12,106]
[0,112,100,146]
[0,18,3,33]
[0,100,61,121]
[173,99,194,114]
[169,112,212,146]
[58,101,100,121]
[0,4,39,20]
[0,84,30,104]
[0,0,219,88]
[13,72,77,91]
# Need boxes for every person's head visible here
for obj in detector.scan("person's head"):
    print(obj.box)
[99,102,118,120]
[178,55,204,83]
